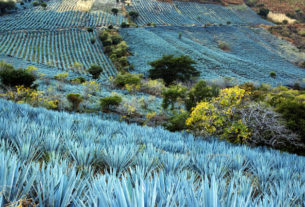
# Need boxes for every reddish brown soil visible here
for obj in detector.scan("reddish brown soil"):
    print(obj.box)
[256,0,305,14]
[264,24,305,52]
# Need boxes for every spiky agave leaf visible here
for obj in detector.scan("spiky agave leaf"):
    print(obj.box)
[0,151,36,205]
[33,163,85,207]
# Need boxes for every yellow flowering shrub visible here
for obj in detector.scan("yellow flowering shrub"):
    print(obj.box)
[125,83,140,93]
[186,86,251,143]
[25,66,38,73]
[82,80,100,96]
[54,72,69,81]
[0,85,59,109]
[146,112,157,120]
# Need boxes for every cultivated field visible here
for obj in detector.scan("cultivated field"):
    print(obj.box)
[126,0,271,26]
[121,25,305,85]
[0,29,116,77]
[1,98,305,206]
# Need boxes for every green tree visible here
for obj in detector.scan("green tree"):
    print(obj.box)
[100,95,122,111]
[148,55,199,86]
[88,65,103,79]
[185,80,219,111]
[161,85,187,110]
[67,93,83,111]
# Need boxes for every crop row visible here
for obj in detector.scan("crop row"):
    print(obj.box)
[0,98,304,206]
[126,0,271,26]
[0,29,116,78]
[0,0,125,31]
[120,26,305,85]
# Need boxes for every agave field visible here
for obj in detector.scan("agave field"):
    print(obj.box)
[121,25,305,85]
[0,29,116,78]
[1,0,305,205]
[0,99,305,206]
[126,0,271,26]
[0,0,125,31]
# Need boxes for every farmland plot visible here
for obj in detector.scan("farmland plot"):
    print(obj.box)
[0,98,305,206]
[126,0,271,26]
[0,0,125,31]
[120,26,305,85]
[0,29,117,77]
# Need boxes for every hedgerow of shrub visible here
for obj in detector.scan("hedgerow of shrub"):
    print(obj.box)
[113,73,141,88]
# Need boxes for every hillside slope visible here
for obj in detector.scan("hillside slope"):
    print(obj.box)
[0,98,305,205]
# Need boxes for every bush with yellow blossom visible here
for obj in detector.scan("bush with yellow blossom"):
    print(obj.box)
[186,86,251,143]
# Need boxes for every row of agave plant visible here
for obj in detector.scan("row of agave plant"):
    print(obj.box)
[0,98,305,206]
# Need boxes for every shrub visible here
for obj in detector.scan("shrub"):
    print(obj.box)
[67,93,83,111]
[270,71,276,78]
[111,8,119,15]
[121,22,129,28]
[71,77,86,84]
[108,25,113,29]
[113,73,141,88]
[40,2,47,9]
[185,80,219,111]
[238,103,303,150]
[32,1,39,6]
[100,95,122,111]
[82,80,100,96]
[258,8,269,18]
[90,37,96,44]
[0,65,36,88]
[165,111,189,132]
[102,38,112,47]
[148,55,199,86]
[141,79,165,96]
[99,31,109,42]
[276,100,305,143]
[282,20,288,25]
[88,65,103,79]
[161,85,187,110]
[218,41,230,51]
[186,86,251,143]
[54,72,69,81]
[111,34,122,45]
[299,61,305,68]
[118,56,128,67]
[87,27,93,33]
[0,0,16,13]
[129,11,139,20]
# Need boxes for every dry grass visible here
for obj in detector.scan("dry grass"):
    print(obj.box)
[57,0,94,12]
[257,0,305,14]
[267,11,296,24]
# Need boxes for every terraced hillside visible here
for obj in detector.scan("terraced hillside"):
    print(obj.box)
[0,0,122,79]
[1,0,305,205]
[0,29,116,76]
[121,25,305,85]
[126,0,271,26]
[0,0,125,31]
